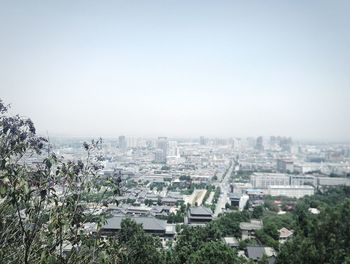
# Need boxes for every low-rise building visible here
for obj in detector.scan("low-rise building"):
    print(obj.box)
[186,206,213,225]
[268,185,314,198]
[250,173,290,189]
[308,207,320,214]
[290,175,316,186]
[228,193,241,207]
[278,227,293,244]
[223,237,239,248]
[100,216,175,239]
[294,163,321,174]
[161,197,178,206]
[276,159,294,173]
[245,246,276,263]
[240,220,263,240]
[245,189,265,206]
[316,176,350,186]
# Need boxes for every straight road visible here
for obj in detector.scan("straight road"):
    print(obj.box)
[214,161,234,217]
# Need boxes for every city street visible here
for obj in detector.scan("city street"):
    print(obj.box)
[214,161,233,217]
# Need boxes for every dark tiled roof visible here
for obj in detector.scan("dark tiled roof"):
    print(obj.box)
[246,246,265,260]
[189,206,213,216]
[102,216,166,231]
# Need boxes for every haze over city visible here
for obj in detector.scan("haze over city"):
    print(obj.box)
[1,0,349,140]
[2,1,350,263]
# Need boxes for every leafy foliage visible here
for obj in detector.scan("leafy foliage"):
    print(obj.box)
[252,205,264,219]
[116,218,163,264]
[172,224,222,264]
[277,188,350,264]
[0,100,121,263]
[186,241,239,264]
[212,211,249,237]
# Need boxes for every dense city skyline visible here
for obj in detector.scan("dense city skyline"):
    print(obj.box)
[1,0,350,141]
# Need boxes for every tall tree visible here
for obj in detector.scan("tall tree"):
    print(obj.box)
[186,241,239,264]
[117,218,163,264]
[0,100,119,263]
[277,199,350,264]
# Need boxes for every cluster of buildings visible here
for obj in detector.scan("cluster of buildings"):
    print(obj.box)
[49,136,237,245]
[48,135,350,261]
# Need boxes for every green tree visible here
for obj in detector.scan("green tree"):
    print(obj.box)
[117,218,163,264]
[0,100,120,263]
[277,198,350,264]
[173,224,221,264]
[186,241,239,264]
[252,205,264,219]
[211,211,249,237]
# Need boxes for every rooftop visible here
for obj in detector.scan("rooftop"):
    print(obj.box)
[223,237,239,247]
[268,185,314,190]
[246,246,276,260]
[279,227,294,238]
[229,193,242,199]
[246,246,265,260]
[189,206,213,216]
[102,216,166,231]
[240,220,263,231]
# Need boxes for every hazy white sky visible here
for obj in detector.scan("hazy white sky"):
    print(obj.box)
[1,0,349,140]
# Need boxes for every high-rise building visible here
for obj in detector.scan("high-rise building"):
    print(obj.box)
[255,136,264,151]
[280,137,293,152]
[118,135,127,150]
[136,138,147,148]
[168,140,178,156]
[199,136,208,145]
[157,137,168,154]
[270,136,293,152]
[214,138,228,145]
[126,136,137,148]
[156,137,168,163]
[154,149,167,163]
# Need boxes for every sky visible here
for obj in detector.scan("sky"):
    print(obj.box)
[0,0,349,141]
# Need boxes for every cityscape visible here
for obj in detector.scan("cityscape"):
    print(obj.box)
[1,0,350,263]
[2,123,350,263]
